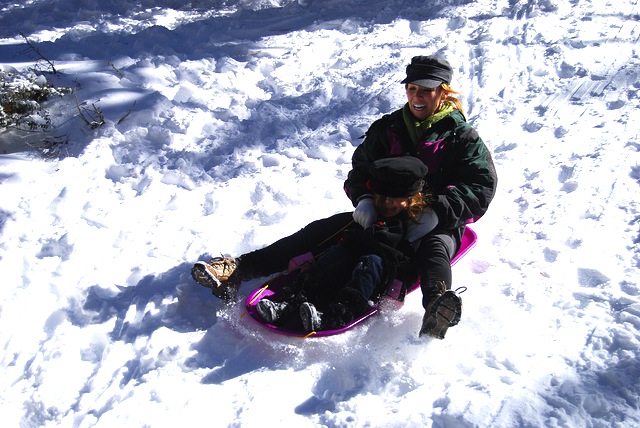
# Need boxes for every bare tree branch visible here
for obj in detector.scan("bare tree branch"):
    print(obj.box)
[18,31,57,74]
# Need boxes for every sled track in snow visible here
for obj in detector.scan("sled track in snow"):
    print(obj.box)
[535,6,640,124]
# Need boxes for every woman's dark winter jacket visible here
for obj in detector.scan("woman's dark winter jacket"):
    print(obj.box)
[344,107,497,246]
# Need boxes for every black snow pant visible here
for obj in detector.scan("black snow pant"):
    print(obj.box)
[412,230,461,310]
[238,212,355,278]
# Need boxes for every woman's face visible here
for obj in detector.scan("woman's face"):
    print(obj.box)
[405,84,445,121]
[378,196,410,218]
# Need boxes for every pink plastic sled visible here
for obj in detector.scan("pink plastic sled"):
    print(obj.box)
[244,227,477,338]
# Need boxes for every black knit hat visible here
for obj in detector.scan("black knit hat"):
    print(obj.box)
[369,156,428,198]
[401,55,453,88]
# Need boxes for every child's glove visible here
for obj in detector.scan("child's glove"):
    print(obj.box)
[353,197,376,229]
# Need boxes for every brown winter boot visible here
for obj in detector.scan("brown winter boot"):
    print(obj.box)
[419,281,463,339]
[191,257,243,301]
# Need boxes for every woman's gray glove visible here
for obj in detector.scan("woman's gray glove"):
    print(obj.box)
[353,197,376,229]
[406,207,439,242]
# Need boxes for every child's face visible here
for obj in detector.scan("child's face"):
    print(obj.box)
[378,196,409,218]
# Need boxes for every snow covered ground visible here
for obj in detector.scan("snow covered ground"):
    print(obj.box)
[1,0,639,426]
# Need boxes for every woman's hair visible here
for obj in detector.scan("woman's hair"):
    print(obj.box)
[440,83,465,115]
[374,192,428,222]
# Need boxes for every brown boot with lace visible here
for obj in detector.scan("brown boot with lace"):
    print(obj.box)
[419,281,464,339]
[191,256,244,301]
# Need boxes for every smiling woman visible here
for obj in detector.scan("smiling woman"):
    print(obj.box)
[344,53,498,339]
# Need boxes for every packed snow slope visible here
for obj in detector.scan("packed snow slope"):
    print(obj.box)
[1,0,640,427]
